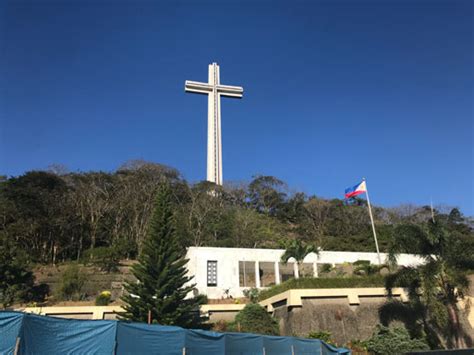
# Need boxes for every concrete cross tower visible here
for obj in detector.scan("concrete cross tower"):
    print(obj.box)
[185,63,243,185]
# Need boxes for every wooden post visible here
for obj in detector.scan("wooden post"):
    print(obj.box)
[182,347,186,355]
[291,345,295,355]
[147,310,151,325]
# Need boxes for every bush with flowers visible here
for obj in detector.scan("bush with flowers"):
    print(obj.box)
[95,290,112,306]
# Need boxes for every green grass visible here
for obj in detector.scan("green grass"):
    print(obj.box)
[258,276,387,300]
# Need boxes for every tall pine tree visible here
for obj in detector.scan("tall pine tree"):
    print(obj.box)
[120,182,204,327]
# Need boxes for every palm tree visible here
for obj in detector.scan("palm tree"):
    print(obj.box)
[381,219,473,349]
[281,239,319,277]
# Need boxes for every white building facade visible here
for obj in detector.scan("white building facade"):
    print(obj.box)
[185,246,423,299]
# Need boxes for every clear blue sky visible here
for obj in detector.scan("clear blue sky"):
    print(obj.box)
[1,0,473,214]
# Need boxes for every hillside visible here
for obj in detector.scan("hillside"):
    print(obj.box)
[1,161,472,267]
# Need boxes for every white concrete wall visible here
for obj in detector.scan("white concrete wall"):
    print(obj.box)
[185,247,423,299]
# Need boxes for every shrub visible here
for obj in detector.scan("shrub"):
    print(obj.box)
[345,339,368,354]
[232,303,279,335]
[212,320,227,332]
[243,287,260,303]
[320,263,333,274]
[55,263,85,301]
[353,260,382,276]
[26,283,49,303]
[307,330,333,343]
[82,247,120,273]
[95,290,111,306]
[365,325,429,354]
[259,276,386,300]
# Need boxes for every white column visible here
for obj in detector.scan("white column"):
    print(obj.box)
[275,261,281,285]
[255,261,261,288]
[216,66,223,185]
[313,262,318,278]
[207,64,216,183]
[294,262,299,279]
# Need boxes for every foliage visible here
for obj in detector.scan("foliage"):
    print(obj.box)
[242,287,260,303]
[120,183,205,327]
[353,260,382,276]
[27,283,50,304]
[382,219,474,349]
[365,325,429,354]
[95,290,112,306]
[344,339,368,353]
[281,239,319,277]
[212,319,230,332]
[307,330,332,343]
[232,303,279,335]
[0,233,35,308]
[319,263,333,274]
[83,247,120,272]
[248,175,287,216]
[0,162,471,265]
[259,276,387,300]
[55,263,86,301]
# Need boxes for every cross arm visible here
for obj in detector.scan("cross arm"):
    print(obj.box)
[185,81,212,95]
[217,84,243,99]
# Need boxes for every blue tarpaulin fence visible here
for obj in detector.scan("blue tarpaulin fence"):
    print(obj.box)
[0,311,350,354]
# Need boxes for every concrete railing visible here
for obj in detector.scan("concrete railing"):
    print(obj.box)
[17,304,246,321]
[259,287,410,312]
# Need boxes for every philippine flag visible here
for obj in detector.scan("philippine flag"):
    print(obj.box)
[345,181,367,199]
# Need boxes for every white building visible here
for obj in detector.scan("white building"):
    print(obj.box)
[185,246,423,299]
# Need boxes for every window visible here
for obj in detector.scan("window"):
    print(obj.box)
[259,262,276,287]
[207,261,218,287]
[239,261,256,287]
[279,262,295,282]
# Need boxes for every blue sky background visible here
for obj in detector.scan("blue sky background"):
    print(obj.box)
[1,0,473,214]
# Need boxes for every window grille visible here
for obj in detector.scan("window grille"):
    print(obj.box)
[207,261,217,287]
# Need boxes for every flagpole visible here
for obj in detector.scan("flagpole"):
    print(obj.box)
[363,178,382,265]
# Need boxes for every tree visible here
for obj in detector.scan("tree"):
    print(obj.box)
[366,325,429,354]
[114,161,182,254]
[298,197,331,245]
[120,182,204,327]
[382,220,474,349]
[233,303,279,335]
[0,171,70,263]
[248,175,287,216]
[232,208,285,248]
[281,239,319,277]
[70,172,114,253]
[0,233,34,308]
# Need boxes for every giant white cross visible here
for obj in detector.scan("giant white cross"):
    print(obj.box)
[185,63,243,185]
